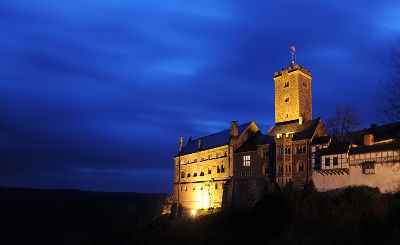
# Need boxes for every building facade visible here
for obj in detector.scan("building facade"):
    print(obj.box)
[172,58,400,214]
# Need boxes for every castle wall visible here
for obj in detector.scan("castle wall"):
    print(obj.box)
[313,162,400,193]
[230,148,272,209]
[173,145,232,210]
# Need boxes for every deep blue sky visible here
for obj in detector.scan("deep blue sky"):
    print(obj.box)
[0,1,399,193]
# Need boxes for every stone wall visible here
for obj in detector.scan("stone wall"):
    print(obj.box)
[173,145,231,210]
[312,162,400,193]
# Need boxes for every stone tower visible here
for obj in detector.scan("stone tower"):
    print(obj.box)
[273,64,312,124]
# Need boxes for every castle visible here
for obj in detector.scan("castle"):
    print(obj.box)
[172,51,400,213]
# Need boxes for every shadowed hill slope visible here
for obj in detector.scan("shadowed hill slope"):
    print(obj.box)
[138,184,400,245]
[0,187,168,245]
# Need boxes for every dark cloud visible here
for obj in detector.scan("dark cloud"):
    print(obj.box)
[0,0,399,192]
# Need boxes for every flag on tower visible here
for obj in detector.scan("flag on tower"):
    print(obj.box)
[291,44,296,53]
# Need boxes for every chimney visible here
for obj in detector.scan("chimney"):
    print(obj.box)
[230,121,238,138]
[179,136,183,153]
[364,134,374,146]
[197,139,202,151]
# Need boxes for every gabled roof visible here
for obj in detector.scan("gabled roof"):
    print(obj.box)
[180,122,252,155]
[267,117,321,141]
[259,134,274,145]
[320,141,350,156]
[311,135,331,145]
[235,131,263,153]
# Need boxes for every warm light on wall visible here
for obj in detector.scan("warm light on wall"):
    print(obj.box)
[191,209,197,217]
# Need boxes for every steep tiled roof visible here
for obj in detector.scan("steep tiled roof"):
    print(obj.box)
[180,122,252,155]
[348,121,400,145]
[235,131,263,153]
[320,141,350,156]
[259,134,274,145]
[311,136,331,145]
[267,117,321,141]
[349,142,400,155]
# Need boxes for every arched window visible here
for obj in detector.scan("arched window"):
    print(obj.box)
[262,163,268,175]
[279,164,283,173]
[217,165,220,173]
[296,161,305,173]
[215,183,218,189]
[181,172,185,178]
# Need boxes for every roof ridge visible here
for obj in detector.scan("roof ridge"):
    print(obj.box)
[189,121,252,141]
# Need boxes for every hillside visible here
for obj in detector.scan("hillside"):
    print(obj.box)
[138,184,400,245]
[0,187,168,245]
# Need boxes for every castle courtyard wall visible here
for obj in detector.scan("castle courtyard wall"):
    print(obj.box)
[312,162,400,193]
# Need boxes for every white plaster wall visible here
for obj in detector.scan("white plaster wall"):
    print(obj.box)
[313,163,400,193]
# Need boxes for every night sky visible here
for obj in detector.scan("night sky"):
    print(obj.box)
[1,1,399,193]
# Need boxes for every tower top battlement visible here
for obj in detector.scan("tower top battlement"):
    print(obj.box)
[274,64,311,78]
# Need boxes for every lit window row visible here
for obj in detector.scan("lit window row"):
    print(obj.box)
[180,183,222,192]
[180,151,228,165]
[180,165,225,178]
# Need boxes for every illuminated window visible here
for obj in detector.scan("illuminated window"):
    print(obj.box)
[208,155,212,160]
[243,155,251,166]
[180,160,184,165]
[216,153,221,158]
